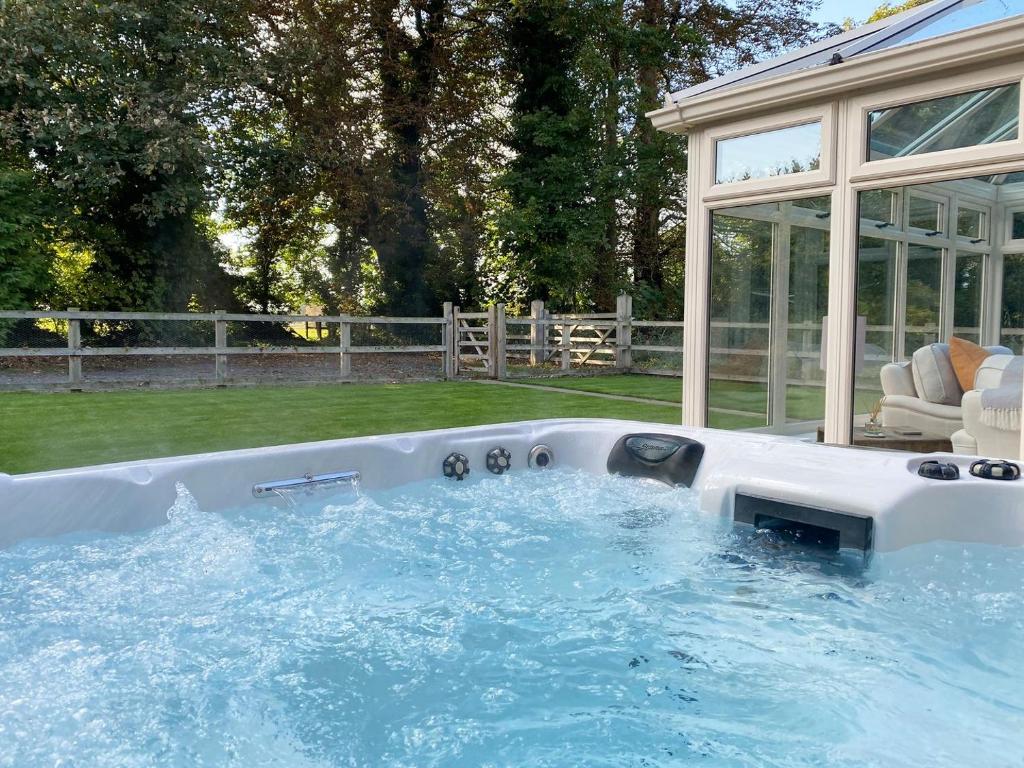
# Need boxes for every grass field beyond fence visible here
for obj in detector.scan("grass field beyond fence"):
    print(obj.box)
[0,381,681,475]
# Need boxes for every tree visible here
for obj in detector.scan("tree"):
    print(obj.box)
[0,154,53,312]
[867,0,932,24]
[497,0,607,310]
[0,0,245,310]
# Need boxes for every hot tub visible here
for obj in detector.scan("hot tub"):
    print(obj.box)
[2,418,1022,552]
[1,419,1023,765]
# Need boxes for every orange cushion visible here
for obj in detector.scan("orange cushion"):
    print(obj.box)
[949,336,992,392]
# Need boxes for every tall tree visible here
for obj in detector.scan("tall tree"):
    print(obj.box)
[498,0,605,310]
[0,0,245,310]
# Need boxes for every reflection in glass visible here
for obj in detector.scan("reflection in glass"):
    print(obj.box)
[956,207,986,240]
[904,244,943,354]
[709,197,830,431]
[868,83,1020,161]
[1002,254,1024,353]
[953,252,984,343]
[864,0,1024,54]
[1013,211,1024,240]
[860,188,898,225]
[907,195,944,233]
[715,122,822,184]
[856,236,898,406]
[710,213,772,428]
[787,225,830,422]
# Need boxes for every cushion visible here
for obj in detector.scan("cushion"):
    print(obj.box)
[911,343,962,406]
[949,336,992,392]
[975,354,1017,390]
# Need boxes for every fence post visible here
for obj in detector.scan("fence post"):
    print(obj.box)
[529,299,544,366]
[560,321,571,371]
[495,303,507,379]
[452,306,461,376]
[486,304,498,379]
[442,302,454,379]
[616,293,632,370]
[339,318,352,378]
[214,310,228,385]
[67,308,82,387]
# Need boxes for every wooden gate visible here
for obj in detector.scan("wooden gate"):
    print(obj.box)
[453,305,506,378]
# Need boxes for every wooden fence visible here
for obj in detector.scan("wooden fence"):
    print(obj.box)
[0,308,452,387]
[2,305,1005,391]
[0,298,688,388]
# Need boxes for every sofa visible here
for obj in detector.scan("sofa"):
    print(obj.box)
[953,354,1021,458]
[879,343,1012,439]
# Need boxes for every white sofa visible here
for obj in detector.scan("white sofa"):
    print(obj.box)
[879,343,1012,438]
[953,354,1021,458]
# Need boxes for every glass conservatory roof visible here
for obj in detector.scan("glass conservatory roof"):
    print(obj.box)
[669,0,1024,105]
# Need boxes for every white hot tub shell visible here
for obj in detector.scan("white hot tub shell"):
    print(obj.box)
[1,419,1022,552]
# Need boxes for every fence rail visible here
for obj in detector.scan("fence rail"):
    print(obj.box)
[4,303,1006,391]
[0,307,452,388]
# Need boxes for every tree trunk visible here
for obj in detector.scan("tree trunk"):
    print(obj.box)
[631,0,665,293]
[367,0,446,317]
[592,10,623,312]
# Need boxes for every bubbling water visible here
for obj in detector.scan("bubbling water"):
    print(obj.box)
[0,470,1022,767]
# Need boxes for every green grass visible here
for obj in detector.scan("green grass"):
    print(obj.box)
[513,373,682,402]
[0,381,681,475]
[513,374,882,427]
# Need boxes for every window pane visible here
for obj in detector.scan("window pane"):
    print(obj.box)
[956,207,986,240]
[860,188,898,225]
[953,252,984,343]
[786,224,829,423]
[868,83,1020,161]
[1013,211,1024,240]
[856,236,898,407]
[904,244,943,354]
[715,122,822,184]
[709,196,830,431]
[1002,254,1024,353]
[863,0,1024,54]
[710,213,772,427]
[907,195,943,233]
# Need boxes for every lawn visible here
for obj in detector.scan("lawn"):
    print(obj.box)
[0,381,681,475]
[513,374,883,428]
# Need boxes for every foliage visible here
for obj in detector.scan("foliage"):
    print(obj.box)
[0,0,830,317]
[866,0,932,24]
[0,0,245,310]
[0,156,53,311]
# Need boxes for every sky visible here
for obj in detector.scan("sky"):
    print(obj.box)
[813,0,892,25]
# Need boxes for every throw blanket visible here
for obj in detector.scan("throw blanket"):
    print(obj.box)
[980,356,1024,431]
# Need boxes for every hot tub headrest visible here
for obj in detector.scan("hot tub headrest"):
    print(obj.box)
[606,433,704,487]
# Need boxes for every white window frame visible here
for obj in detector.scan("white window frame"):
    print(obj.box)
[707,198,832,429]
[848,63,1024,185]
[954,200,990,244]
[856,183,995,360]
[905,188,947,237]
[680,57,1024,447]
[704,103,836,203]
[1005,205,1024,247]
[859,187,902,228]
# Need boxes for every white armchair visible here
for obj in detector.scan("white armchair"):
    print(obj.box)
[953,354,1021,458]
[879,343,1012,438]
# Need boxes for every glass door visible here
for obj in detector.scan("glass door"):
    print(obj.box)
[709,196,831,431]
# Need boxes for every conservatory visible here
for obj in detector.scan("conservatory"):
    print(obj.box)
[649,0,1024,457]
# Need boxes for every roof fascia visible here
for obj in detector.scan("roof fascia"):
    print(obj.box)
[648,14,1024,134]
